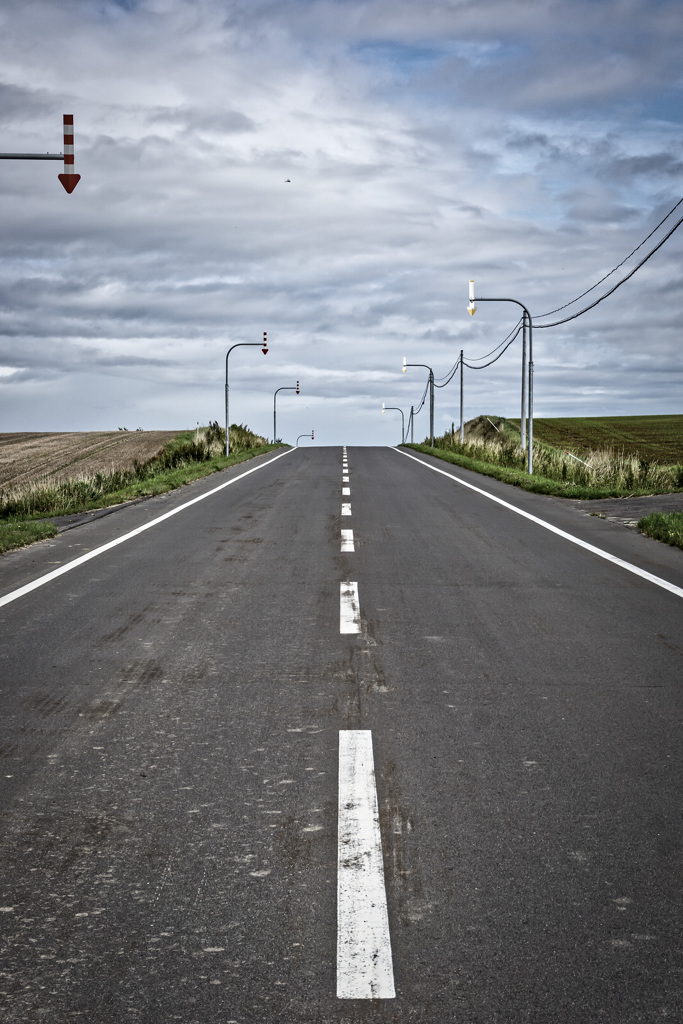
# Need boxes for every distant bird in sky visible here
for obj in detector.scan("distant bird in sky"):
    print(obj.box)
[285,178,290,182]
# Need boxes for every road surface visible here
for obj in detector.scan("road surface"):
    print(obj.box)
[1,446,681,1023]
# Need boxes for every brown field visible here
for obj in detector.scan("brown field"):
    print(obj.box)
[0,431,181,494]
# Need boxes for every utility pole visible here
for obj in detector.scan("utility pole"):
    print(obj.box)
[459,349,464,443]
[468,282,534,473]
[403,358,435,447]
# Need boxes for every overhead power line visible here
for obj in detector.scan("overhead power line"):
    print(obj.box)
[534,198,683,329]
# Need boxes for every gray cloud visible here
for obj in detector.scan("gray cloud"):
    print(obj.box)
[0,0,681,442]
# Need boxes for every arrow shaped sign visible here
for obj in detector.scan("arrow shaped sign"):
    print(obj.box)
[58,116,80,193]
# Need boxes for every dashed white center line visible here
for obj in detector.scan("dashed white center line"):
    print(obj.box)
[343,475,349,482]
[339,581,360,633]
[342,486,350,496]
[341,529,355,552]
[337,730,395,999]
[341,503,352,516]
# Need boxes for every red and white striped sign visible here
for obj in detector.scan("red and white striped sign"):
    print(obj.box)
[58,115,80,194]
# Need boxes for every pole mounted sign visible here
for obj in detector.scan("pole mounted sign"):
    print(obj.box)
[58,116,80,193]
[0,115,80,193]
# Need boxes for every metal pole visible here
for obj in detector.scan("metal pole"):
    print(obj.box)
[528,349,534,475]
[429,370,434,447]
[225,351,230,457]
[410,406,414,443]
[225,339,268,456]
[273,384,298,445]
[520,313,527,452]
[383,407,405,444]
[403,362,433,446]
[459,350,464,443]
[469,294,533,473]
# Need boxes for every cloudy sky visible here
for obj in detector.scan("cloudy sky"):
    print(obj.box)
[0,0,681,446]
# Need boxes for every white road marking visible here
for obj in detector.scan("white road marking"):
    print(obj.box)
[0,448,298,611]
[341,529,355,552]
[340,581,361,633]
[343,475,349,482]
[393,447,683,600]
[341,503,352,516]
[342,486,351,496]
[337,730,395,999]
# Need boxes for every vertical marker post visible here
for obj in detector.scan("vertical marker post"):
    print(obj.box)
[58,115,80,194]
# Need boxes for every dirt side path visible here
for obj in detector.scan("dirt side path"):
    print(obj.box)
[0,431,181,492]
[564,491,683,528]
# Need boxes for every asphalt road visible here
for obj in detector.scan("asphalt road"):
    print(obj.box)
[0,446,681,1023]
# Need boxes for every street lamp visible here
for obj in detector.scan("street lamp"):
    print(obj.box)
[273,380,299,443]
[296,431,314,446]
[468,281,534,473]
[225,332,268,456]
[382,403,405,444]
[403,356,435,447]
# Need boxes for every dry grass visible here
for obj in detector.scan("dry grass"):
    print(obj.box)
[0,431,180,496]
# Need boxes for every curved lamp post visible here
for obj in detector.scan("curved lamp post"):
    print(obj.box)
[382,403,405,444]
[468,281,534,473]
[296,431,314,446]
[273,380,299,443]
[225,332,268,456]
[403,357,435,447]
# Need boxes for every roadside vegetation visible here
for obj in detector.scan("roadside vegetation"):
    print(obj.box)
[637,511,683,550]
[0,423,278,555]
[405,415,683,500]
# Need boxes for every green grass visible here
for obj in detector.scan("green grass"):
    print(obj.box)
[510,415,683,463]
[0,427,282,554]
[637,511,683,550]
[0,519,58,555]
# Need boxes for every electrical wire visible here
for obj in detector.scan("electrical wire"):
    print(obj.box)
[434,354,461,388]
[534,207,683,328]
[463,322,523,368]
[535,197,683,319]
[412,377,430,415]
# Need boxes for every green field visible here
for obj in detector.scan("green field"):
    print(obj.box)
[510,415,683,463]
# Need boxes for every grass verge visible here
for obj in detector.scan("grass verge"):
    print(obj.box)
[637,512,683,550]
[0,519,59,556]
[402,442,683,500]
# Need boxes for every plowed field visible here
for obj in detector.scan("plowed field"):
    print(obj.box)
[0,431,181,494]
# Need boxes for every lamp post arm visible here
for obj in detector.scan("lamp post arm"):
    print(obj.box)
[273,385,298,444]
[382,406,405,444]
[225,341,266,457]
[472,296,533,473]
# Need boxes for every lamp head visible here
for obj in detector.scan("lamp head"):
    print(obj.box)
[467,281,476,316]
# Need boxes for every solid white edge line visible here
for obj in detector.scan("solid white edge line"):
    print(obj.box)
[0,447,298,610]
[341,529,355,552]
[392,447,683,600]
[340,581,361,633]
[337,730,395,999]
